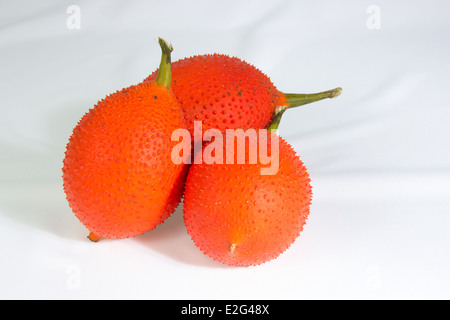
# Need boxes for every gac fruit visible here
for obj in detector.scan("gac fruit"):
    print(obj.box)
[183,128,312,266]
[62,38,189,240]
[144,53,341,136]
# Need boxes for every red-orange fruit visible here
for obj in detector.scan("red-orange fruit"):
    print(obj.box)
[183,131,312,266]
[62,38,189,240]
[144,54,341,136]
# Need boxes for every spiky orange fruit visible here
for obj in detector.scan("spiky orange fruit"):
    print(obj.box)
[144,54,341,136]
[183,130,312,266]
[62,38,189,240]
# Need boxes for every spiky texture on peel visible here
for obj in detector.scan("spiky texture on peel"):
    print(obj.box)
[62,82,189,239]
[144,54,286,136]
[183,132,312,266]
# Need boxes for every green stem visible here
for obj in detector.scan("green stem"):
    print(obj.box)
[267,106,287,131]
[283,87,342,108]
[268,87,343,131]
[155,37,173,88]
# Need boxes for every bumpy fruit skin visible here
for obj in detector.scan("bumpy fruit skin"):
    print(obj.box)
[62,82,189,239]
[183,132,312,266]
[144,54,287,136]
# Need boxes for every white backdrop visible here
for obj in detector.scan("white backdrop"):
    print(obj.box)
[1,0,449,299]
